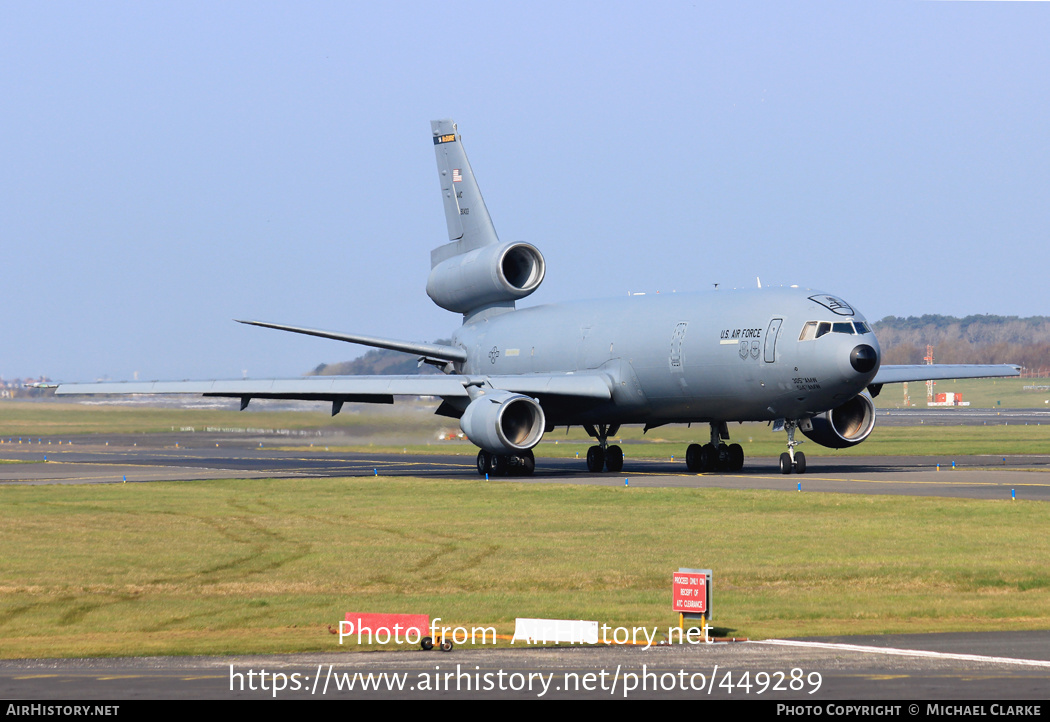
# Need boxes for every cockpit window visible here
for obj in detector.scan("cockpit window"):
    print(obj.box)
[800,320,864,341]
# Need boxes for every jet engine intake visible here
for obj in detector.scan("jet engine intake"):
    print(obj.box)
[427,241,545,314]
[459,390,546,454]
[800,392,877,449]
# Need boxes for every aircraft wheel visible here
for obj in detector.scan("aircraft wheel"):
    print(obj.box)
[728,443,744,471]
[492,454,510,477]
[715,444,731,471]
[520,449,535,476]
[686,443,702,472]
[605,445,624,473]
[586,445,605,473]
[779,452,793,474]
[477,450,492,476]
[700,444,716,472]
[794,451,806,474]
[421,636,434,651]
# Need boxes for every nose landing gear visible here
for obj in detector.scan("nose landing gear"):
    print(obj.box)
[778,419,806,474]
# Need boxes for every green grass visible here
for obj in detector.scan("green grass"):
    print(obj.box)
[876,376,1050,409]
[0,400,448,437]
[2,476,1048,658]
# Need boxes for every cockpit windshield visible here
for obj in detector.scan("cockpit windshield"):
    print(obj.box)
[798,319,871,341]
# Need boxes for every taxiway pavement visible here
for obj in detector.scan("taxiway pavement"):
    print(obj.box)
[2,432,1048,502]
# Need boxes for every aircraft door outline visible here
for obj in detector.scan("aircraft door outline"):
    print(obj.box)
[764,318,783,363]
[669,321,689,390]
[669,322,687,371]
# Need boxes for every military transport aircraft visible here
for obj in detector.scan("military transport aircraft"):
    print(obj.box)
[56,120,1020,476]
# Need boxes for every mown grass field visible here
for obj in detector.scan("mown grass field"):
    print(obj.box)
[1,477,1049,659]
[875,375,1050,409]
[0,400,447,438]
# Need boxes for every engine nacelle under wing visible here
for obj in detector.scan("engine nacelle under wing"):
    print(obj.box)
[801,393,877,449]
[459,390,546,454]
[427,241,545,314]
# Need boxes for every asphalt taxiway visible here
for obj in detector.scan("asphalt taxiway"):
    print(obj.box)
[2,631,1049,699]
[2,431,1048,502]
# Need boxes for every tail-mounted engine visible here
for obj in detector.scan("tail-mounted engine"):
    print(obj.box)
[459,390,546,454]
[800,392,877,449]
[427,241,545,315]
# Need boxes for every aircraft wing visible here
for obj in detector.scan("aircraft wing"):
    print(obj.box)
[54,373,613,404]
[871,364,1021,385]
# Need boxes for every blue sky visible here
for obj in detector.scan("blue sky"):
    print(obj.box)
[2,2,1047,381]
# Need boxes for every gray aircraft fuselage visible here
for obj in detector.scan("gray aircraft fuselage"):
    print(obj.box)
[451,286,879,427]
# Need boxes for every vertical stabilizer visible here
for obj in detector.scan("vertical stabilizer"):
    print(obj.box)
[431,119,499,268]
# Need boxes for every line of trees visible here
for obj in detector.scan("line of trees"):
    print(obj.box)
[308,341,452,376]
[873,315,1050,370]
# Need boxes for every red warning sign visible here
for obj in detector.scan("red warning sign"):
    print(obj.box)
[672,572,707,613]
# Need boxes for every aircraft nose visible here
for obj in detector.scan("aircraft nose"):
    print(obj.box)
[850,344,878,374]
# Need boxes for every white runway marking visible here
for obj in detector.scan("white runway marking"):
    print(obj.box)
[754,639,1050,668]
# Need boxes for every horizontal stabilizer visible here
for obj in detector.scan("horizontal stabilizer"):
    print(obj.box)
[236,320,467,363]
[872,364,1021,385]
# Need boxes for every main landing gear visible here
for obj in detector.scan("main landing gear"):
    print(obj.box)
[778,420,806,474]
[477,449,535,477]
[583,423,624,473]
[685,422,744,473]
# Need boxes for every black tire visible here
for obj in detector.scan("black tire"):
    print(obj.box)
[795,451,806,474]
[715,444,731,471]
[521,449,535,476]
[779,452,793,474]
[421,636,434,651]
[728,443,744,471]
[492,454,509,477]
[606,445,624,473]
[700,444,715,472]
[686,443,702,472]
[586,445,605,473]
[440,640,453,652]
[476,450,491,476]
